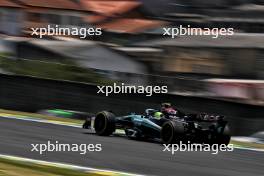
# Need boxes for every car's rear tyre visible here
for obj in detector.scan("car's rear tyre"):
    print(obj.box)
[94,111,116,136]
[161,121,185,144]
[215,125,231,145]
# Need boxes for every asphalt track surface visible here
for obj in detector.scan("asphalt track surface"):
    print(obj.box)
[0,117,264,176]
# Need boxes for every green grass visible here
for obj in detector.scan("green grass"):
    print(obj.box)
[0,52,12,58]
[231,140,264,150]
[0,109,83,125]
[0,157,105,176]
[0,56,112,85]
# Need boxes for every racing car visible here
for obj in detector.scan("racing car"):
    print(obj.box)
[83,106,231,145]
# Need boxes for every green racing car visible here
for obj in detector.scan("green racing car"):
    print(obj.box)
[83,104,231,145]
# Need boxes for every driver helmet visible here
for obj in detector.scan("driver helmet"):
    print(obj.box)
[145,109,156,117]
[153,112,164,120]
[161,103,171,109]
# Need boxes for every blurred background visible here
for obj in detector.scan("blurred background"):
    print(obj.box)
[0,0,264,104]
[1,1,264,175]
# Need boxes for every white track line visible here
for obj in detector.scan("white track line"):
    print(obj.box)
[0,154,146,176]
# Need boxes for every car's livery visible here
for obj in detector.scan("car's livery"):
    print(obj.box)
[83,108,231,145]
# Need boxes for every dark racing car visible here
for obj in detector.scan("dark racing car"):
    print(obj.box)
[83,104,231,145]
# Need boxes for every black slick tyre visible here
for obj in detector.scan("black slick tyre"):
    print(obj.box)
[94,111,116,136]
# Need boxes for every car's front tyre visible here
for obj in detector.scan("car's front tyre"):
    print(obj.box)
[94,111,116,136]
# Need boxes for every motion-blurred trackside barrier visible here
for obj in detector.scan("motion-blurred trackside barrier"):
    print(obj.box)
[205,78,264,102]
[0,74,263,135]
